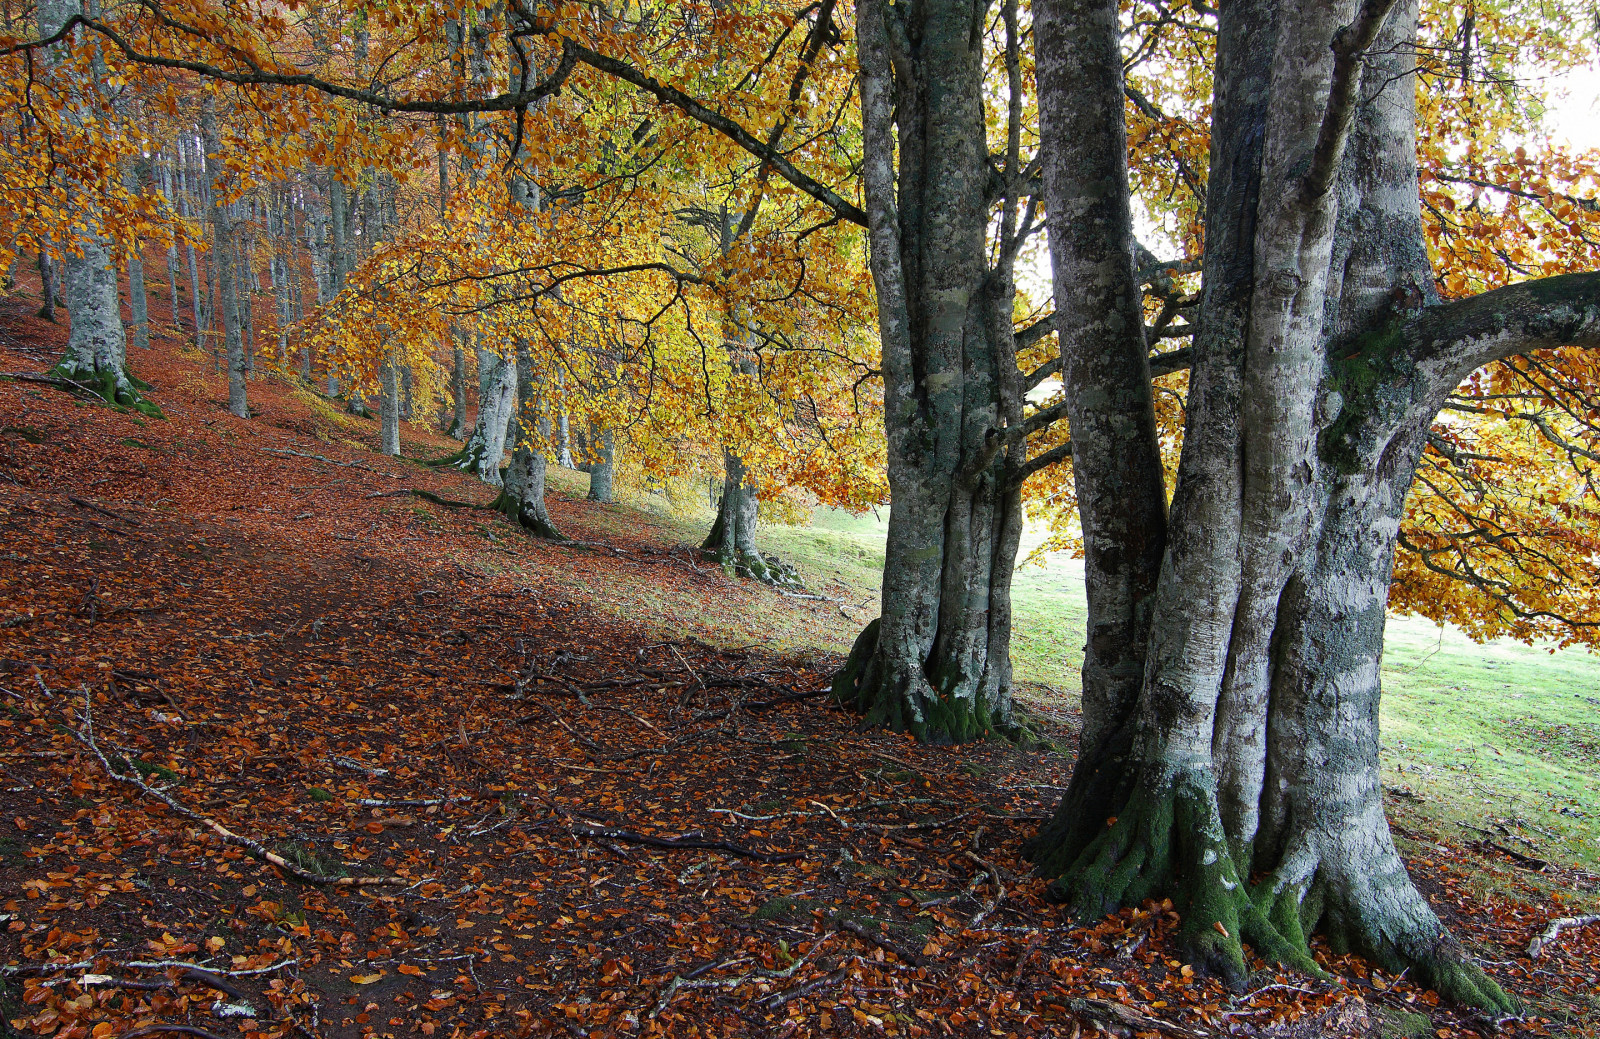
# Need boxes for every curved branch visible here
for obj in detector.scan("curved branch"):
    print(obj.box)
[59,9,579,116]
[1409,272,1600,390]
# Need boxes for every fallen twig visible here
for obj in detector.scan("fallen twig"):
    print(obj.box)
[264,447,403,478]
[571,822,801,863]
[67,495,139,525]
[1528,914,1600,959]
[68,688,408,888]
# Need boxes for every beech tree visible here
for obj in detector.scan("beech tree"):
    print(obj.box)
[1023,0,1598,1010]
[35,0,159,415]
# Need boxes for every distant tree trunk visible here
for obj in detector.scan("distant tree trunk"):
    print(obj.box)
[235,229,255,374]
[449,351,516,485]
[448,339,467,439]
[122,170,150,351]
[179,138,205,347]
[327,176,349,397]
[700,449,770,578]
[269,190,292,364]
[586,425,614,502]
[494,344,563,538]
[379,354,401,456]
[202,99,248,418]
[161,154,184,341]
[35,245,58,322]
[558,411,573,468]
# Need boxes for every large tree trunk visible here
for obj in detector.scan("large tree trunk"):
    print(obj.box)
[830,0,1025,744]
[493,345,563,539]
[38,0,155,414]
[1020,0,1600,1012]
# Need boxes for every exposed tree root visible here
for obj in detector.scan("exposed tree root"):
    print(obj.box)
[830,619,1010,744]
[38,363,164,418]
[1030,765,1520,1013]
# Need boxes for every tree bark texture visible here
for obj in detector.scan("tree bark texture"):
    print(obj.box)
[38,0,155,414]
[1023,0,1600,1011]
[831,0,1026,744]
[701,450,769,580]
[494,345,563,539]
[586,425,614,502]
[202,100,248,418]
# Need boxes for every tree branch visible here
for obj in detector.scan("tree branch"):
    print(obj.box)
[1408,272,1600,389]
[1303,0,1400,201]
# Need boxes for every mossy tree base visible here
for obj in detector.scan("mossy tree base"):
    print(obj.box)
[491,488,564,541]
[831,618,1016,745]
[1026,764,1520,1014]
[48,362,164,419]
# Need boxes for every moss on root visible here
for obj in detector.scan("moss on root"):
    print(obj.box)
[491,489,564,541]
[48,363,164,419]
[830,619,1008,744]
[1036,768,1519,1013]
[1039,771,1320,988]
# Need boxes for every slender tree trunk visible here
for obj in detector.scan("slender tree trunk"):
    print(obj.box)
[585,425,614,502]
[379,354,401,456]
[35,244,58,322]
[449,339,467,439]
[122,170,150,351]
[202,100,248,418]
[162,154,184,341]
[327,176,348,397]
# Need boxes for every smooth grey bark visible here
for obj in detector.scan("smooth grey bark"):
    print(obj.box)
[179,137,206,345]
[586,425,614,502]
[161,155,184,340]
[236,229,256,372]
[201,100,247,418]
[1022,0,1597,1012]
[38,0,151,411]
[452,351,517,485]
[494,344,563,539]
[702,449,774,580]
[379,358,401,456]
[448,339,467,438]
[327,176,349,397]
[830,0,1025,743]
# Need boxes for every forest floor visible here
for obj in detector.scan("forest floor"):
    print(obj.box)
[2,286,1599,1039]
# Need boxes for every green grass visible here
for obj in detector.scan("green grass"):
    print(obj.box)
[1379,612,1600,872]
